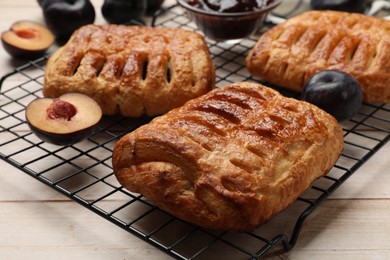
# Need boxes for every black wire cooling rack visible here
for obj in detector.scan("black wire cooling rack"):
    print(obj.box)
[1,3,390,259]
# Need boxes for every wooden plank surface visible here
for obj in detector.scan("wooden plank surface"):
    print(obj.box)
[1,0,390,259]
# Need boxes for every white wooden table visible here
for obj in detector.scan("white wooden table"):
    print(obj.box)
[1,1,390,259]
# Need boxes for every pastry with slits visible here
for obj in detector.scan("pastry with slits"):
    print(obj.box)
[43,24,215,117]
[112,82,344,232]
[246,10,390,103]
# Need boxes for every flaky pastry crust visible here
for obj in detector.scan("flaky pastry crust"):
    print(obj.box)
[43,24,215,117]
[246,10,390,103]
[112,82,344,232]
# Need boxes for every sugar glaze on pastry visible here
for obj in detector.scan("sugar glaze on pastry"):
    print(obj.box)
[112,82,344,232]
[43,24,215,117]
[246,10,390,103]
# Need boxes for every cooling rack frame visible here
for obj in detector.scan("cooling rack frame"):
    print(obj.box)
[1,3,390,259]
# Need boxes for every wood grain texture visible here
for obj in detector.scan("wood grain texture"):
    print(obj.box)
[1,0,390,259]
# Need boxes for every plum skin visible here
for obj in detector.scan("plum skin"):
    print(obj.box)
[310,0,368,13]
[27,121,98,146]
[146,0,165,14]
[102,0,146,24]
[39,0,95,42]
[302,70,363,122]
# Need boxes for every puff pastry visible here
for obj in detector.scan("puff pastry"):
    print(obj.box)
[43,24,215,117]
[246,10,390,103]
[112,82,344,232]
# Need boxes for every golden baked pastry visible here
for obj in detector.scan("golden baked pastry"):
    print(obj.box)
[112,82,344,232]
[246,10,390,103]
[43,24,215,117]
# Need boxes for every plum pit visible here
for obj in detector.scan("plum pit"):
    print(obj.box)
[47,99,77,121]
[15,28,38,39]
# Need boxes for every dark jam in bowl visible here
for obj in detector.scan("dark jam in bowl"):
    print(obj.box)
[186,0,275,13]
[178,0,282,42]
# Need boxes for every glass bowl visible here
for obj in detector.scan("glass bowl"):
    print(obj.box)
[176,0,283,43]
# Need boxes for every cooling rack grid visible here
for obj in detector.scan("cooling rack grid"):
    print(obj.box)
[1,3,390,259]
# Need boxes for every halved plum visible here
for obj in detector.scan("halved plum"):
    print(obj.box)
[25,93,102,145]
[1,21,55,60]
